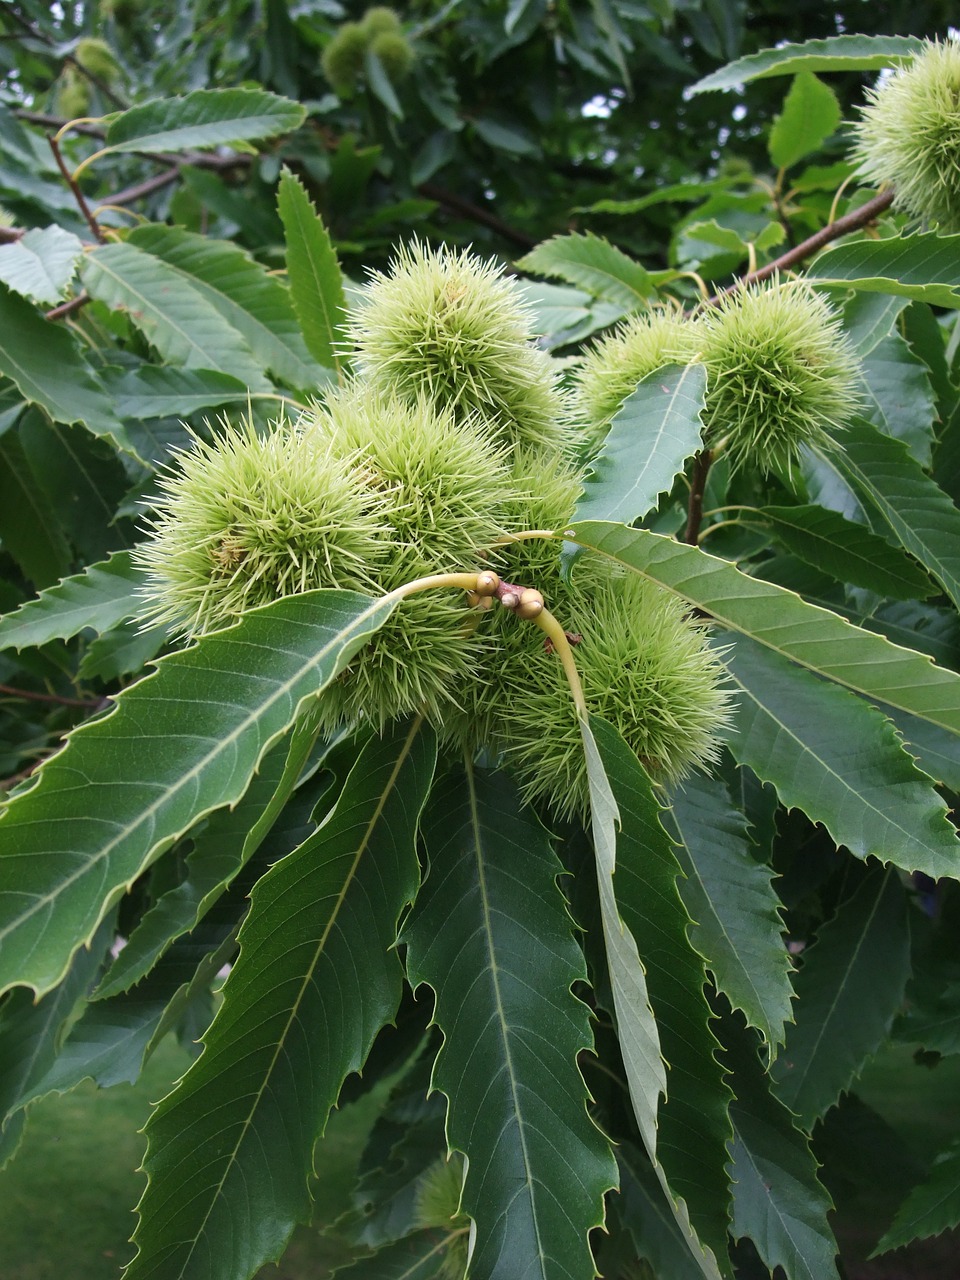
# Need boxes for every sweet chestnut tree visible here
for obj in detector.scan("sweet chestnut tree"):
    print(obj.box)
[1,5,960,1279]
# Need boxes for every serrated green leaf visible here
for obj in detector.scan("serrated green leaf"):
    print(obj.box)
[842,291,908,358]
[0,226,83,305]
[128,224,331,392]
[103,88,306,155]
[826,420,960,613]
[515,280,628,349]
[689,35,923,94]
[769,72,841,171]
[563,522,960,736]
[403,765,616,1280]
[94,708,322,999]
[0,551,145,651]
[76,618,169,682]
[669,773,793,1055]
[0,915,112,1169]
[0,588,397,999]
[591,717,733,1274]
[875,1140,960,1254]
[753,504,936,600]
[719,1015,839,1280]
[885,706,960,795]
[722,635,960,878]
[0,429,72,588]
[517,232,655,310]
[895,980,960,1056]
[80,242,269,388]
[772,865,911,1130]
[0,283,131,449]
[103,366,251,419]
[574,178,740,217]
[572,363,706,527]
[128,720,436,1280]
[859,332,937,467]
[277,168,348,375]
[809,233,960,309]
[332,1230,458,1279]
[614,1143,707,1280]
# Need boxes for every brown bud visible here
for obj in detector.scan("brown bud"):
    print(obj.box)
[516,588,544,619]
[474,570,500,598]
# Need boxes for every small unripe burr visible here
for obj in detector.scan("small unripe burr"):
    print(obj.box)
[516,588,544,619]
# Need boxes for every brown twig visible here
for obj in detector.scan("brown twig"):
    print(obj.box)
[418,182,537,249]
[0,225,23,244]
[48,133,105,242]
[3,6,127,109]
[708,187,896,303]
[683,448,713,545]
[45,291,91,321]
[0,682,99,709]
[107,167,181,206]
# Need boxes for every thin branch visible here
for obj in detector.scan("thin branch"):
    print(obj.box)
[0,682,99,709]
[3,6,127,109]
[417,182,537,249]
[0,225,23,244]
[45,291,91,321]
[683,448,712,545]
[48,133,105,242]
[107,167,181,206]
[709,187,896,303]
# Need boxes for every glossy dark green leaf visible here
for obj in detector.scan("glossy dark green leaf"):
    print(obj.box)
[277,168,348,374]
[76,619,169,683]
[0,589,397,998]
[859,331,938,467]
[615,1143,709,1280]
[669,773,793,1054]
[0,551,145,652]
[572,363,706,527]
[128,720,436,1280]
[825,419,960,612]
[768,72,840,170]
[403,765,616,1280]
[772,865,911,1130]
[0,429,72,588]
[103,366,250,419]
[753,504,936,600]
[722,636,960,878]
[517,232,655,310]
[591,718,733,1274]
[875,1140,960,1254]
[809,233,960,309]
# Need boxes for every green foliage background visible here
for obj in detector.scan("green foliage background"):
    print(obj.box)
[1,3,960,1278]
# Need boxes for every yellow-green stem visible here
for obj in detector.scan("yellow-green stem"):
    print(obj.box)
[534,608,588,719]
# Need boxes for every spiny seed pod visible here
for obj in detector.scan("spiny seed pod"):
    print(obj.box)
[414,1157,469,1280]
[697,277,860,474]
[488,446,583,585]
[74,37,121,84]
[361,6,403,39]
[852,39,960,232]
[370,31,414,82]
[347,240,569,453]
[303,386,510,729]
[135,416,388,637]
[56,70,91,120]
[571,306,697,453]
[321,21,368,95]
[484,567,734,821]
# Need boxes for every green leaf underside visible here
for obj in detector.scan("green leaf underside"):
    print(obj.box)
[689,35,924,94]
[0,226,83,305]
[92,706,322,999]
[516,280,628,349]
[769,72,841,171]
[669,774,793,1054]
[826,420,960,613]
[403,766,616,1280]
[591,718,733,1272]
[875,1139,960,1254]
[277,168,348,374]
[103,366,251,419]
[517,232,655,309]
[0,550,146,651]
[809,233,960,309]
[0,588,397,998]
[722,636,959,878]
[128,720,436,1280]
[0,283,126,440]
[564,522,960,735]
[772,866,911,1130]
[860,332,937,468]
[753,505,936,600]
[720,1016,839,1280]
[103,88,306,154]
[573,363,706,527]
[80,243,270,388]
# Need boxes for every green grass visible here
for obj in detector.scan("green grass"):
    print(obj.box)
[0,1035,381,1280]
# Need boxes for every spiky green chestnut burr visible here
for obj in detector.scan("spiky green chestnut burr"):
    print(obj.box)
[361,6,403,38]
[414,1157,469,1280]
[570,306,698,453]
[347,241,569,453]
[56,70,90,120]
[321,21,368,95]
[303,386,510,728]
[484,568,734,821]
[852,40,960,232]
[697,278,860,474]
[370,32,414,81]
[135,416,388,637]
[74,36,121,84]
